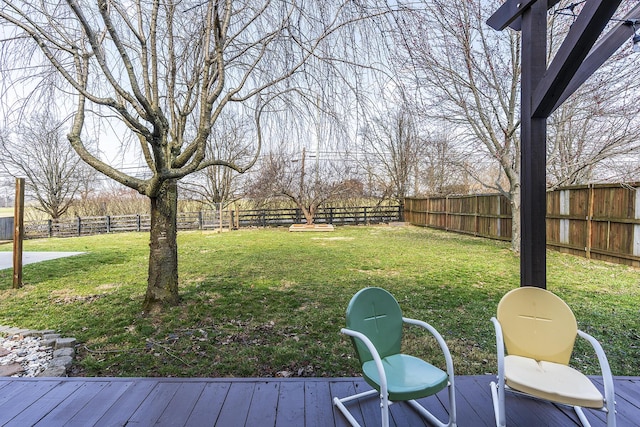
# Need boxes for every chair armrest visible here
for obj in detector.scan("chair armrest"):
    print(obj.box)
[577,329,615,407]
[340,328,388,398]
[402,317,455,381]
[491,317,505,385]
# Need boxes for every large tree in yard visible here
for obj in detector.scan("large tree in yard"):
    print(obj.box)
[389,0,523,252]
[0,1,371,311]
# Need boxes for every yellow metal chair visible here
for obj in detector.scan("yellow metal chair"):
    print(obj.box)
[490,287,616,426]
[333,287,457,427]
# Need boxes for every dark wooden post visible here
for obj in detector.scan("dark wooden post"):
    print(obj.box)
[12,178,24,289]
[519,1,548,287]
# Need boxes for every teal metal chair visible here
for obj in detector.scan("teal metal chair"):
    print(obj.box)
[333,287,457,427]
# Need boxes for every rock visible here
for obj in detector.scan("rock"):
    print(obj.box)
[43,334,61,340]
[41,339,57,348]
[53,348,75,358]
[38,366,67,377]
[55,338,77,349]
[0,363,24,377]
[48,356,73,370]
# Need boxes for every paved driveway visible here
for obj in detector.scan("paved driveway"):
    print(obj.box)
[0,252,85,270]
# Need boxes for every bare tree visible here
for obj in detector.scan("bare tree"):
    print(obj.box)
[389,0,522,251]
[545,7,640,188]
[248,148,357,224]
[180,110,254,208]
[387,1,640,252]
[358,104,426,204]
[548,92,640,188]
[0,1,375,311]
[0,113,88,220]
[421,130,472,196]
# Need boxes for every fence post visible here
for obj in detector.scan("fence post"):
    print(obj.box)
[198,211,203,230]
[106,215,111,233]
[475,195,479,236]
[48,219,53,238]
[329,207,334,224]
[77,216,81,236]
[364,207,368,225]
[136,214,141,232]
[587,185,594,259]
[12,178,24,289]
[445,196,450,231]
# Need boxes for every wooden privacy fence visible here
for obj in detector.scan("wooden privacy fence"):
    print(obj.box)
[24,205,402,239]
[405,194,513,241]
[405,183,640,267]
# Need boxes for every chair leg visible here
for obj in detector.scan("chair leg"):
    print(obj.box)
[380,392,390,427]
[490,381,506,427]
[574,406,592,427]
[606,403,617,427]
[333,389,378,427]
[407,399,456,427]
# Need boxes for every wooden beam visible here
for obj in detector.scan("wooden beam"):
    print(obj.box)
[488,0,562,31]
[487,0,539,31]
[551,4,640,112]
[532,0,623,118]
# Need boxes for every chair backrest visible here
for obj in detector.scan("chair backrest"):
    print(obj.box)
[497,286,577,365]
[346,287,403,364]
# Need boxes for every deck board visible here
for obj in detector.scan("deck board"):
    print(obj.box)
[0,375,636,426]
[246,381,279,427]
[184,381,230,427]
[216,381,256,427]
[303,380,335,427]
[64,381,134,427]
[276,380,305,427]
[93,380,155,427]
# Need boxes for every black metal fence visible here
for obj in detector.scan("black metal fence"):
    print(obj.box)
[24,205,403,239]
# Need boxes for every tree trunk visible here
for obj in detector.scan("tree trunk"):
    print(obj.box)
[301,206,314,225]
[143,179,180,312]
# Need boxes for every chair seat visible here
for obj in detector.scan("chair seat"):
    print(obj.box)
[362,353,449,401]
[505,355,604,408]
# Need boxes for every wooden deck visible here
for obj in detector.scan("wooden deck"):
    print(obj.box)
[0,375,637,426]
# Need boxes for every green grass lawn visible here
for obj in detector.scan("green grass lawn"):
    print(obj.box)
[0,225,638,378]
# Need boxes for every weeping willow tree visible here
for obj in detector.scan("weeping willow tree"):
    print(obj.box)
[0,0,383,312]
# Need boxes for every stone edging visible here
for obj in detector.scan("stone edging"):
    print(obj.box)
[0,325,77,377]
